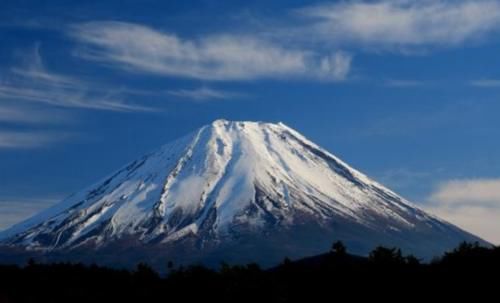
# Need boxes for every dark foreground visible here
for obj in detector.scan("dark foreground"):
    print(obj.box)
[0,242,498,302]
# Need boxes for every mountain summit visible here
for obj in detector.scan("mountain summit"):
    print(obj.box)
[0,120,484,267]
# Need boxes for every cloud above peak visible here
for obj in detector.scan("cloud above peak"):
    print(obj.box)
[167,87,242,102]
[297,0,500,49]
[66,1,500,85]
[69,21,352,81]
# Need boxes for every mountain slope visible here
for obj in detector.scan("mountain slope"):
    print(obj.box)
[0,120,485,267]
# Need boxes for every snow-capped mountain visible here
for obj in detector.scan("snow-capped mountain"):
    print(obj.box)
[0,120,485,267]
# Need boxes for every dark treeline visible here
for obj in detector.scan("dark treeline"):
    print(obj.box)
[0,242,498,302]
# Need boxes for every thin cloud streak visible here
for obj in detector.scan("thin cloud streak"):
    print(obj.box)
[384,79,425,87]
[167,87,244,101]
[10,43,79,87]
[470,79,500,87]
[69,21,352,82]
[0,45,154,112]
[0,105,72,124]
[0,197,59,230]
[0,130,71,149]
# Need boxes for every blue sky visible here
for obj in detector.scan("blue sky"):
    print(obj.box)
[1,0,500,243]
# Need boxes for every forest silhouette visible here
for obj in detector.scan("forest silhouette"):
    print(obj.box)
[0,241,497,302]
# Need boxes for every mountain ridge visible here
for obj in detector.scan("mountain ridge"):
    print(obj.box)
[0,119,486,268]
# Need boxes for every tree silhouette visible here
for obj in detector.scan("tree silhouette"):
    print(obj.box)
[404,255,421,266]
[134,262,159,281]
[167,260,174,271]
[331,240,347,256]
[369,246,404,265]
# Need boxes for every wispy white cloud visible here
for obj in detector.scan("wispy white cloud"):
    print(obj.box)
[167,87,243,101]
[0,197,59,230]
[384,79,425,87]
[10,43,79,87]
[319,51,352,81]
[296,0,500,50]
[0,105,71,124]
[0,44,153,112]
[426,178,500,244]
[0,130,70,149]
[69,21,351,81]
[0,85,151,112]
[470,79,500,87]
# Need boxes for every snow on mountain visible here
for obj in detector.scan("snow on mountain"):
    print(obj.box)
[0,120,485,267]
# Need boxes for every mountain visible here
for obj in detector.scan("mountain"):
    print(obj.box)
[0,120,485,268]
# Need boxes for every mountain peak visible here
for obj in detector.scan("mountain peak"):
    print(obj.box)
[0,120,484,268]
[209,119,287,130]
